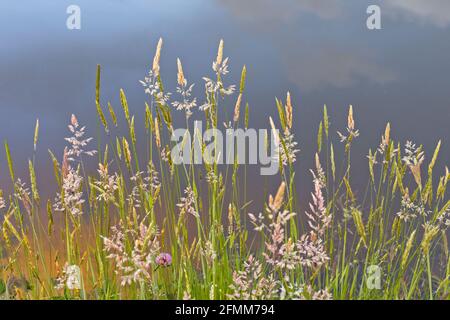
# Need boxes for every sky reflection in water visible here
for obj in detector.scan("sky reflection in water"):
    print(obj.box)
[0,0,449,204]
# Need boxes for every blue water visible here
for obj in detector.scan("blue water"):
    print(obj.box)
[0,0,449,202]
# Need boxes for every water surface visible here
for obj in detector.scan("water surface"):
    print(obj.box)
[1,0,449,204]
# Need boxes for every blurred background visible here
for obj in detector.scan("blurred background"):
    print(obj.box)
[0,0,449,205]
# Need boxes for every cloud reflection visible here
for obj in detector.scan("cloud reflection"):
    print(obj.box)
[218,0,343,21]
[386,0,450,27]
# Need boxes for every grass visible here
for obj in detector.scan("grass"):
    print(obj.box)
[0,38,449,300]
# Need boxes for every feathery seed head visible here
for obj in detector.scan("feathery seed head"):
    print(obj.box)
[233,93,243,123]
[154,117,161,148]
[153,37,163,76]
[177,58,185,86]
[216,39,224,66]
[384,122,391,145]
[285,92,293,129]
[347,105,354,131]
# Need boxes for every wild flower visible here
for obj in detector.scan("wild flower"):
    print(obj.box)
[227,255,278,300]
[248,212,266,232]
[129,166,161,200]
[55,263,81,291]
[306,176,329,236]
[127,185,142,209]
[200,240,217,267]
[285,92,293,130]
[199,40,235,111]
[305,155,330,237]
[277,238,299,270]
[140,70,160,96]
[268,181,286,213]
[304,285,333,300]
[296,232,329,268]
[154,117,161,148]
[437,207,450,230]
[155,253,172,267]
[280,282,332,300]
[279,129,300,166]
[94,163,119,203]
[146,163,162,197]
[140,39,172,108]
[313,153,326,188]
[396,193,428,221]
[206,170,218,185]
[200,75,235,103]
[152,38,163,76]
[367,150,378,166]
[377,123,398,161]
[172,59,197,118]
[128,169,159,209]
[279,281,304,300]
[337,105,359,144]
[402,141,424,166]
[65,114,97,161]
[233,93,243,123]
[263,210,297,268]
[160,145,171,163]
[102,220,161,286]
[177,187,198,218]
[156,91,172,109]
[54,166,84,217]
[378,123,390,154]
[14,178,31,214]
[402,141,425,186]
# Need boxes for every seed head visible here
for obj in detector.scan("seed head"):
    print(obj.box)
[153,38,163,76]
[285,92,293,129]
[177,58,185,86]
[216,39,224,66]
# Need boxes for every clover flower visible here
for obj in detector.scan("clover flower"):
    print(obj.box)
[155,253,172,267]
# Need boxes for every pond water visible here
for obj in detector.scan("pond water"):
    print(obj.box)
[1,0,449,204]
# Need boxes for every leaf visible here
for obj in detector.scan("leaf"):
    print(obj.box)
[244,103,249,129]
[28,160,39,201]
[275,97,286,132]
[120,89,130,124]
[317,121,323,153]
[4,141,15,183]
[96,64,101,104]
[108,102,118,127]
[33,119,39,151]
[48,149,61,186]
[239,65,246,94]
[330,143,336,181]
[323,104,329,138]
